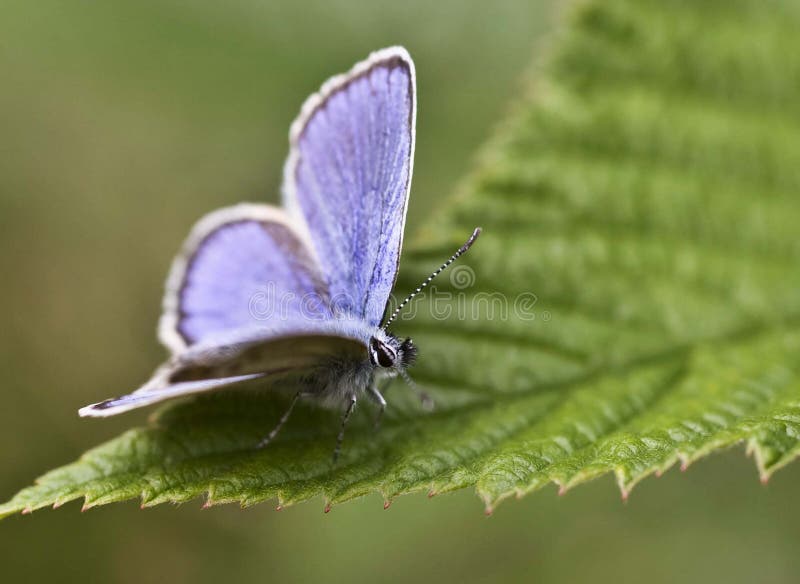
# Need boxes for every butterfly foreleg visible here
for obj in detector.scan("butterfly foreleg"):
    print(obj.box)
[332,394,357,464]
[398,368,433,411]
[366,379,392,430]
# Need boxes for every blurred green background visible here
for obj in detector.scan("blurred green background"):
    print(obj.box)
[2,1,799,582]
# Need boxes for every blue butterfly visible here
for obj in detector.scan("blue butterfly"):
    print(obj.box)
[80,47,480,460]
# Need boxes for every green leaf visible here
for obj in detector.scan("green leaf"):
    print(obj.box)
[3,0,800,518]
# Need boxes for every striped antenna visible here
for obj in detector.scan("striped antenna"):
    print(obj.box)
[382,227,482,329]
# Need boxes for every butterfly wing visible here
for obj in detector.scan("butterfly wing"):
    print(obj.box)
[282,46,416,327]
[159,203,330,353]
[80,318,372,417]
[78,373,267,417]
[84,48,417,417]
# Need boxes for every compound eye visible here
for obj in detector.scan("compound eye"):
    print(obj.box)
[370,338,396,368]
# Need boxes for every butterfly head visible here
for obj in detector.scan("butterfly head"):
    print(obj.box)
[369,228,481,374]
[369,333,417,371]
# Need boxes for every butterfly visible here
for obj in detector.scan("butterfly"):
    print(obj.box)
[79,46,480,461]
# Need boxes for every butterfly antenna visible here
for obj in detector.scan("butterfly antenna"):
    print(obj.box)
[382,227,482,329]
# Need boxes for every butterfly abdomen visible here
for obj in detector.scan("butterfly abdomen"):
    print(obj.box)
[160,335,374,409]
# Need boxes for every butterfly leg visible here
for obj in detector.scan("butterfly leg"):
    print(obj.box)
[332,395,357,464]
[398,369,434,411]
[257,390,309,449]
[367,384,387,430]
